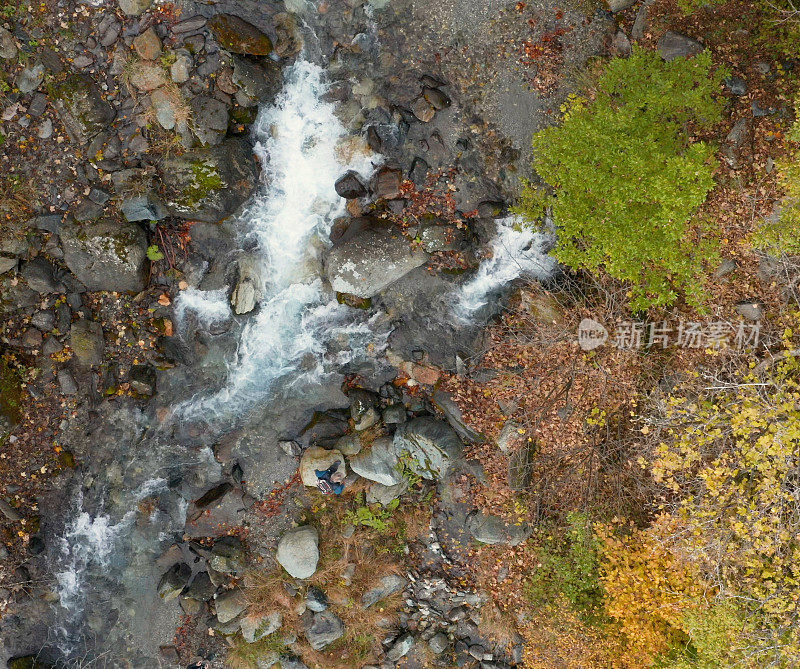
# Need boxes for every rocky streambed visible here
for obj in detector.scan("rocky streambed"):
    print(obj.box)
[0,0,614,667]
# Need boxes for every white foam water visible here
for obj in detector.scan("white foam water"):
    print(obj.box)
[54,479,167,651]
[173,288,231,329]
[179,60,381,418]
[454,216,557,320]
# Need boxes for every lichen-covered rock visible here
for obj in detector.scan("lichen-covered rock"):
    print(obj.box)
[208,14,273,55]
[159,138,258,222]
[325,227,428,298]
[49,74,114,144]
[118,0,152,16]
[349,437,402,486]
[392,417,463,480]
[60,218,148,292]
[69,319,104,367]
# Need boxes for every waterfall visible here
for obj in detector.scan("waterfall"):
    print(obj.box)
[453,216,557,321]
[176,59,382,420]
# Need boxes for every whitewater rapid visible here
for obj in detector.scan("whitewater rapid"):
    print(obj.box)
[176,60,382,418]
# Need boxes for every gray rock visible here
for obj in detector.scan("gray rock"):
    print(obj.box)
[120,194,167,222]
[386,633,414,661]
[191,96,229,146]
[725,76,747,96]
[658,31,704,61]
[37,118,53,139]
[304,610,343,650]
[232,56,282,103]
[305,587,328,612]
[170,50,192,84]
[466,511,531,546]
[118,0,153,16]
[129,364,156,395]
[726,118,748,148]
[372,166,403,200]
[714,258,738,279]
[231,253,263,315]
[334,435,362,457]
[50,74,114,144]
[382,404,406,424]
[0,27,17,59]
[31,310,55,330]
[276,526,319,579]
[366,480,408,506]
[69,319,104,367]
[393,417,463,480]
[278,655,308,669]
[183,572,216,601]
[335,171,368,199]
[215,588,248,624]
[171,16,207,35]
[607,0,636,10]
[21,257,63,293]
[158,563,191,600]
[128,62,168,92]
[150,87,180,131]
[0,256,17,274]
[411,96,435,122]
[432,390,484,443]
[735,300,764,321]
[361,574,406,608]
[428,632,449,654]
[419,225,464,252]
[57,369,78,395]
[349,437,402,486]
[60,218,148,292]
[241,611,282,643]
[160,138,258,222]
[326,227,429,298]
[17,63,45,94]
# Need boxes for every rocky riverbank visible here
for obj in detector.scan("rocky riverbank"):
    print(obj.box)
[0,0,618,667]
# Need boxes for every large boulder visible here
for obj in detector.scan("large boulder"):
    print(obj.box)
[49,74,114,144]
[232,56,282,103]
[60,218,148,292]
[299,446,345,488]
[392,417,463,480]
[276,526,319,579]
[159,138,258,222]
[208,14,273,55]
[325,227,428,298]
[349,437,402,486]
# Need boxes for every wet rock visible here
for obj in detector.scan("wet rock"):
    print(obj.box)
[133,27,162,61]
[208,14,273,56]
[191,95,229,146]
[215,588,247,624]
[423,87,451,110]
[69,319,104,367]
[361,573,406,609]
[118,0,152,16]
[232,56,282,103]
[183,572,216,601]
[735,300,764,321]
[393,417,463,480]
[158,562,191,600]
[277,526,319,579]
[299,446,345,487]
[60,218,148,292]
[50,74,114,144]
[0,27,17,59]
[128,61,168,91]
[241,611,282,642]
[658,31,703,61]
[160,138,258,222]
[57,369,78,395]
[31,310,55,331]
[231,254,262,315]
[387,633,415,661]
[273,12,302,58]
[349,437,402,486]
[335,170,368,199]
[17,63,45,94]
[411,96,435,122]
[326,226,428,298]
[372,166,402,200]
[129,364,156,395]
[304,610,343,650]
[466,511,531,546]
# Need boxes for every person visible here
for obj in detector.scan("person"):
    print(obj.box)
[315,460,345,495]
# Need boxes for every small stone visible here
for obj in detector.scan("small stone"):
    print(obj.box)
[128,62,168,92]
[57,369,78,395]
[72,54,94,69]
[361,574,406,608]
[17,64,45,94]
[411,96,435,122]
[382,404,406,424]
[422,87,451,110]
[118,0,153,16]
[208,14,273,55]
[170,51,192,84]
[241,611,282,643]
[304,610,343,650]
[335,170,368,199]
[37,119,53,139]
[658,31,703,61]
[306,587,329,612]
[158,563,191,600]
[428,632,449,654]
[99,21,121,48]
[725,76,747,96]
[69,319,104,368]
[183,572,216,601]
[0,27,17,60]
[386,633,414,661]
[133,28,162,61]
[735,300,764,321]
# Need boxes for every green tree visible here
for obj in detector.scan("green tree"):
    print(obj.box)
[518,48,725,310]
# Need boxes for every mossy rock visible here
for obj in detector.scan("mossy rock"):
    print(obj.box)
[0,359,24,426]
[159,138,258,222]
[48,74,114,144]
[208,14,273,55]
